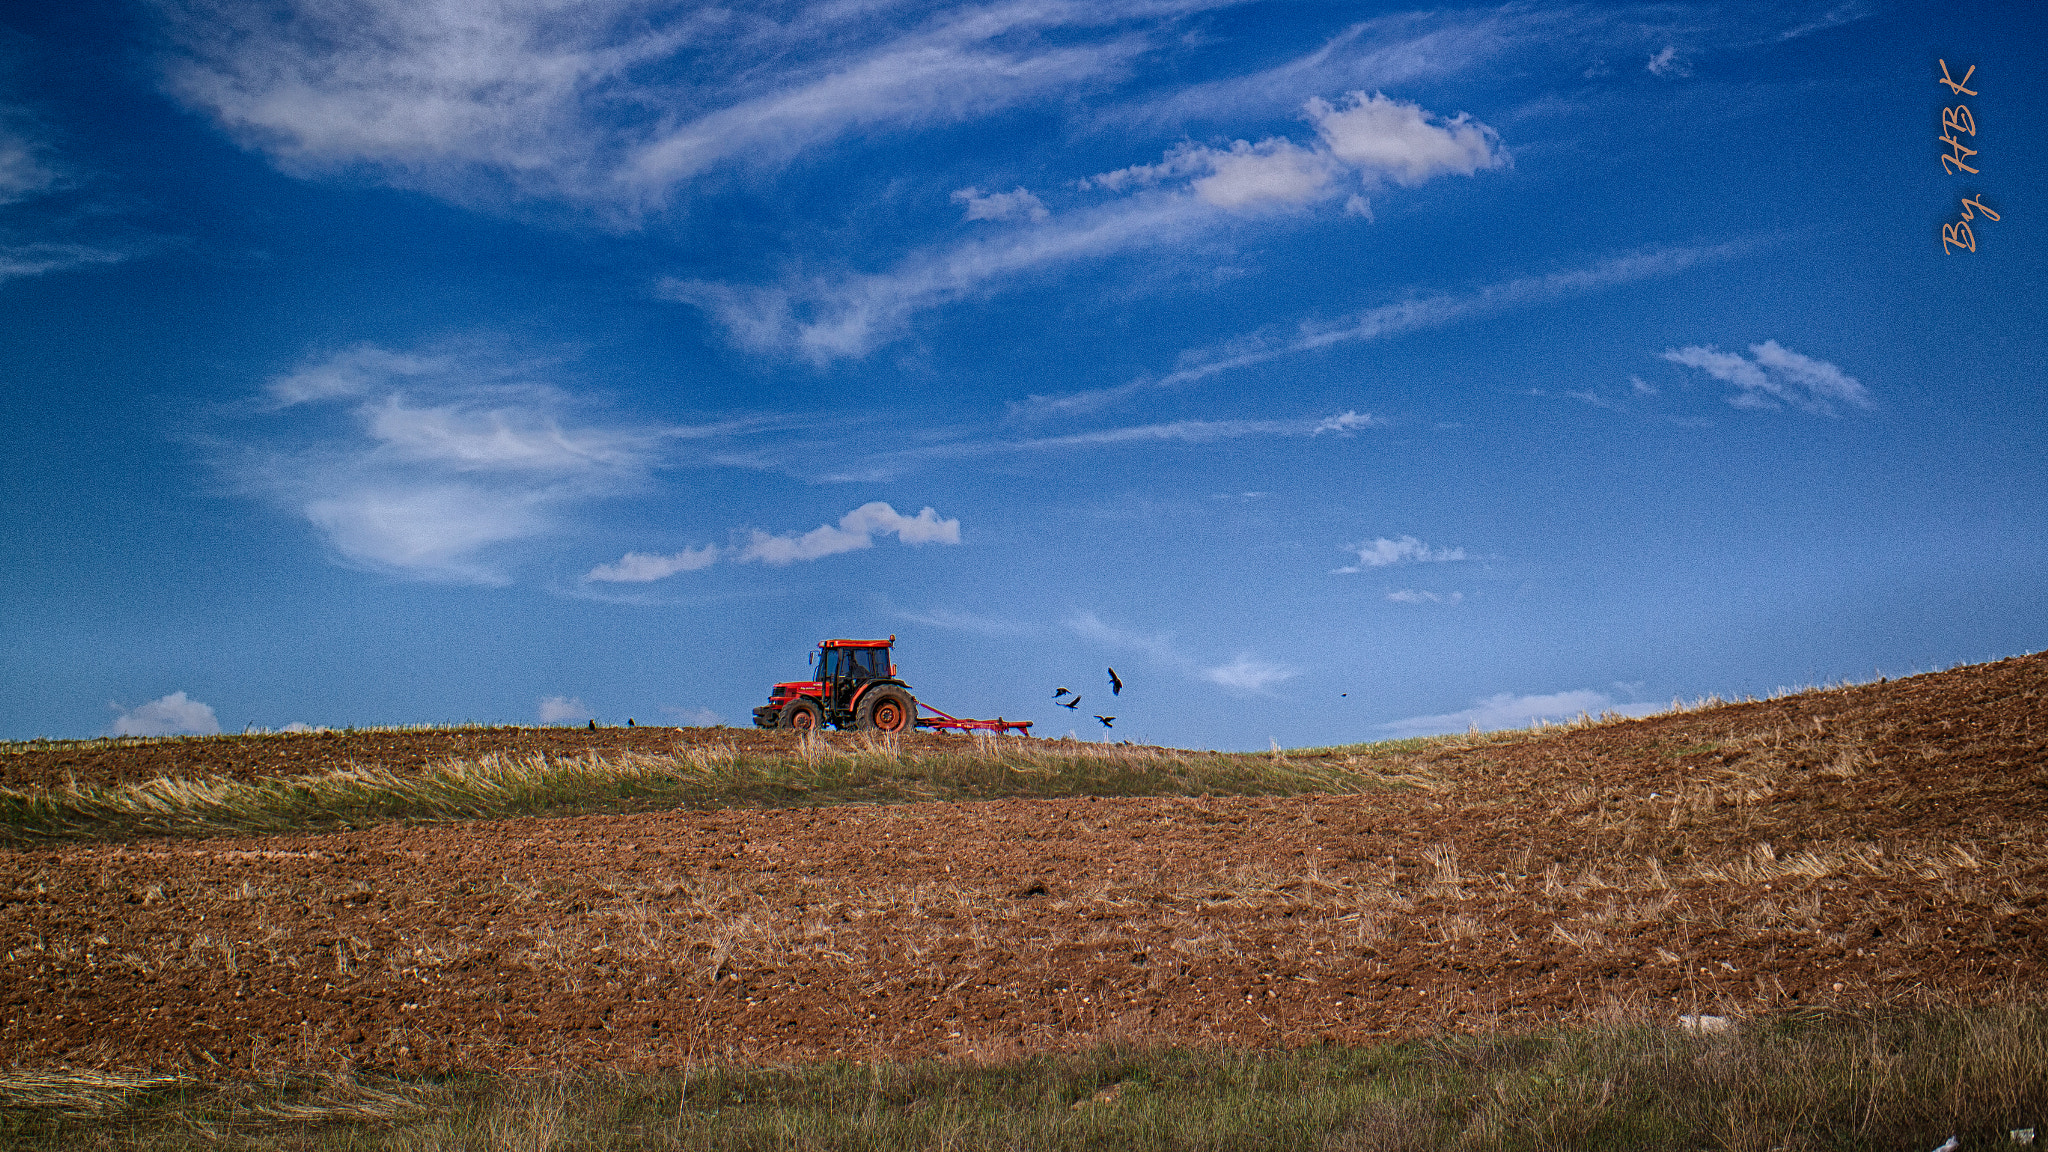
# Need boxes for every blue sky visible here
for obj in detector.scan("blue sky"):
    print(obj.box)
[2,0,2042,748]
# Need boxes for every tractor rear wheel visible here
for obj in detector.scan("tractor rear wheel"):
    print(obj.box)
[779,699,822,731]
[856,686,916,733]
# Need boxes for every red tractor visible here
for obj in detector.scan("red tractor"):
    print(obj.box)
[752,636,918,733]
[751,636,1032,736]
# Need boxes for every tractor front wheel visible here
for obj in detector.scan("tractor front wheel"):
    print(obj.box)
[779,699,823,731]
[856,687,917,734]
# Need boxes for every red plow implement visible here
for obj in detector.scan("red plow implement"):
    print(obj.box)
[915,703,1032,736]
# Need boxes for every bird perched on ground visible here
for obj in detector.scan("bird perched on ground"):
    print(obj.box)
[1058,696,1081,709]
[587,719,596,730]
[627,718,635,726]
[1053,687,1072,699]
[1107,668,1122,695]
[1094,715,1115,727]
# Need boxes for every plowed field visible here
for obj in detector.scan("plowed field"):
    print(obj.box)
[3,655,2044,1075]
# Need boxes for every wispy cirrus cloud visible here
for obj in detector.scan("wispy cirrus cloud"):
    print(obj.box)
[584,501,961,582]
[1661,340,1870,415]
[158,0,1226,213]
[0,104,145,286]
[232,340,753,585]
[1156,240,1756,391]
[676,89,1504,362]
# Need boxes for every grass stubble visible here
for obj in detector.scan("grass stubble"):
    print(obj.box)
[2,1004,2042,1150]
[0,733,1434,846]
[2,667,2044,1149]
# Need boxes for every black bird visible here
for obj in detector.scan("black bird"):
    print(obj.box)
[1058,696,1082,710]
[587,719,597,730]
[1053,687,1073,699]
[1094,714,1115,728]
[627,717,636,726]
[1107,668,1122,695]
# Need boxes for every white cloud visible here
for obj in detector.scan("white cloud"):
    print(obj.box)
[1629,374,1657,395]
[660,704,723,726]
[1334,535,1465,573]
[280,721,319,732]
[235,341,712,584]
[1312,410,1378,434]
[158,0,1205,212]
[585,545,721,583]
[0,242,133,285]
[0,115,59,205]
[735,501,961,565]
[585,501,961,581]
[1645,46,1690,77]
[679,91,1501,362]
[1307,91,1505,186]
[1385,589,1462,604]
[1661,340,1870,415]
[1381,689,1664,738]
[953,185,1049,223]
[1203,654,1299,694]
[109,691,221,737]
[895,605,1035,635]
[1158,241,1753,390]
[1184,138,1336,209]
[667,190,1216,362]
[538,695,591,724]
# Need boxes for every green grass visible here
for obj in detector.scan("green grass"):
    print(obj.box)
[0,736,1436,846]
[3,1005,2040,1150]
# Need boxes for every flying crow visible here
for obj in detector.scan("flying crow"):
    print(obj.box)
[1107,668,1122,695]
[1094,715,1115,727]
[1053,687,1072,699]
[1058,696,1082,710]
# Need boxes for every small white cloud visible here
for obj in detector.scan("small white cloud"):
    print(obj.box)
[1629,374,1657,395]
[280,721,318,732]
[585,544,720,583]
[736,501,961,565]
[1662,340,1870,415]
[952,186,1049,223]
[1334,535,1466,573]
[1386,589,1463,604]
[1307,91,1506,187]
[1382,689,1664,738]
[1343,193,1373,220]
[1313,410,1379,435]
[538,695,590,724]
[1646,47,1691,77]
[660,705,722,726]
[109,691,221,737]
[0,117,60,205]
[1203,654,1300,694]
[1189,138,1336,209]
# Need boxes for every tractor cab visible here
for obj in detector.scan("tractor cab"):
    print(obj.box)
[753,636,917,733]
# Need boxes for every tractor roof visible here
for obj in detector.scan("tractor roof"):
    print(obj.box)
[819,636,895,649]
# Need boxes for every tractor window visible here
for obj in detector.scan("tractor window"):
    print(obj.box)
[853,648,890,678]
[821,649,850,679]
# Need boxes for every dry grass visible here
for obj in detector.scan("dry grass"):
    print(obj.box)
[0,738,1433,846]
[3,1005,2042,1150]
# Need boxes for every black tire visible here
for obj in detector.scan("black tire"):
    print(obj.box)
[855,686,916,733]
[779,699,822,731]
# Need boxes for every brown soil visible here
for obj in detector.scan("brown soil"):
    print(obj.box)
[3,655,2043,1075]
